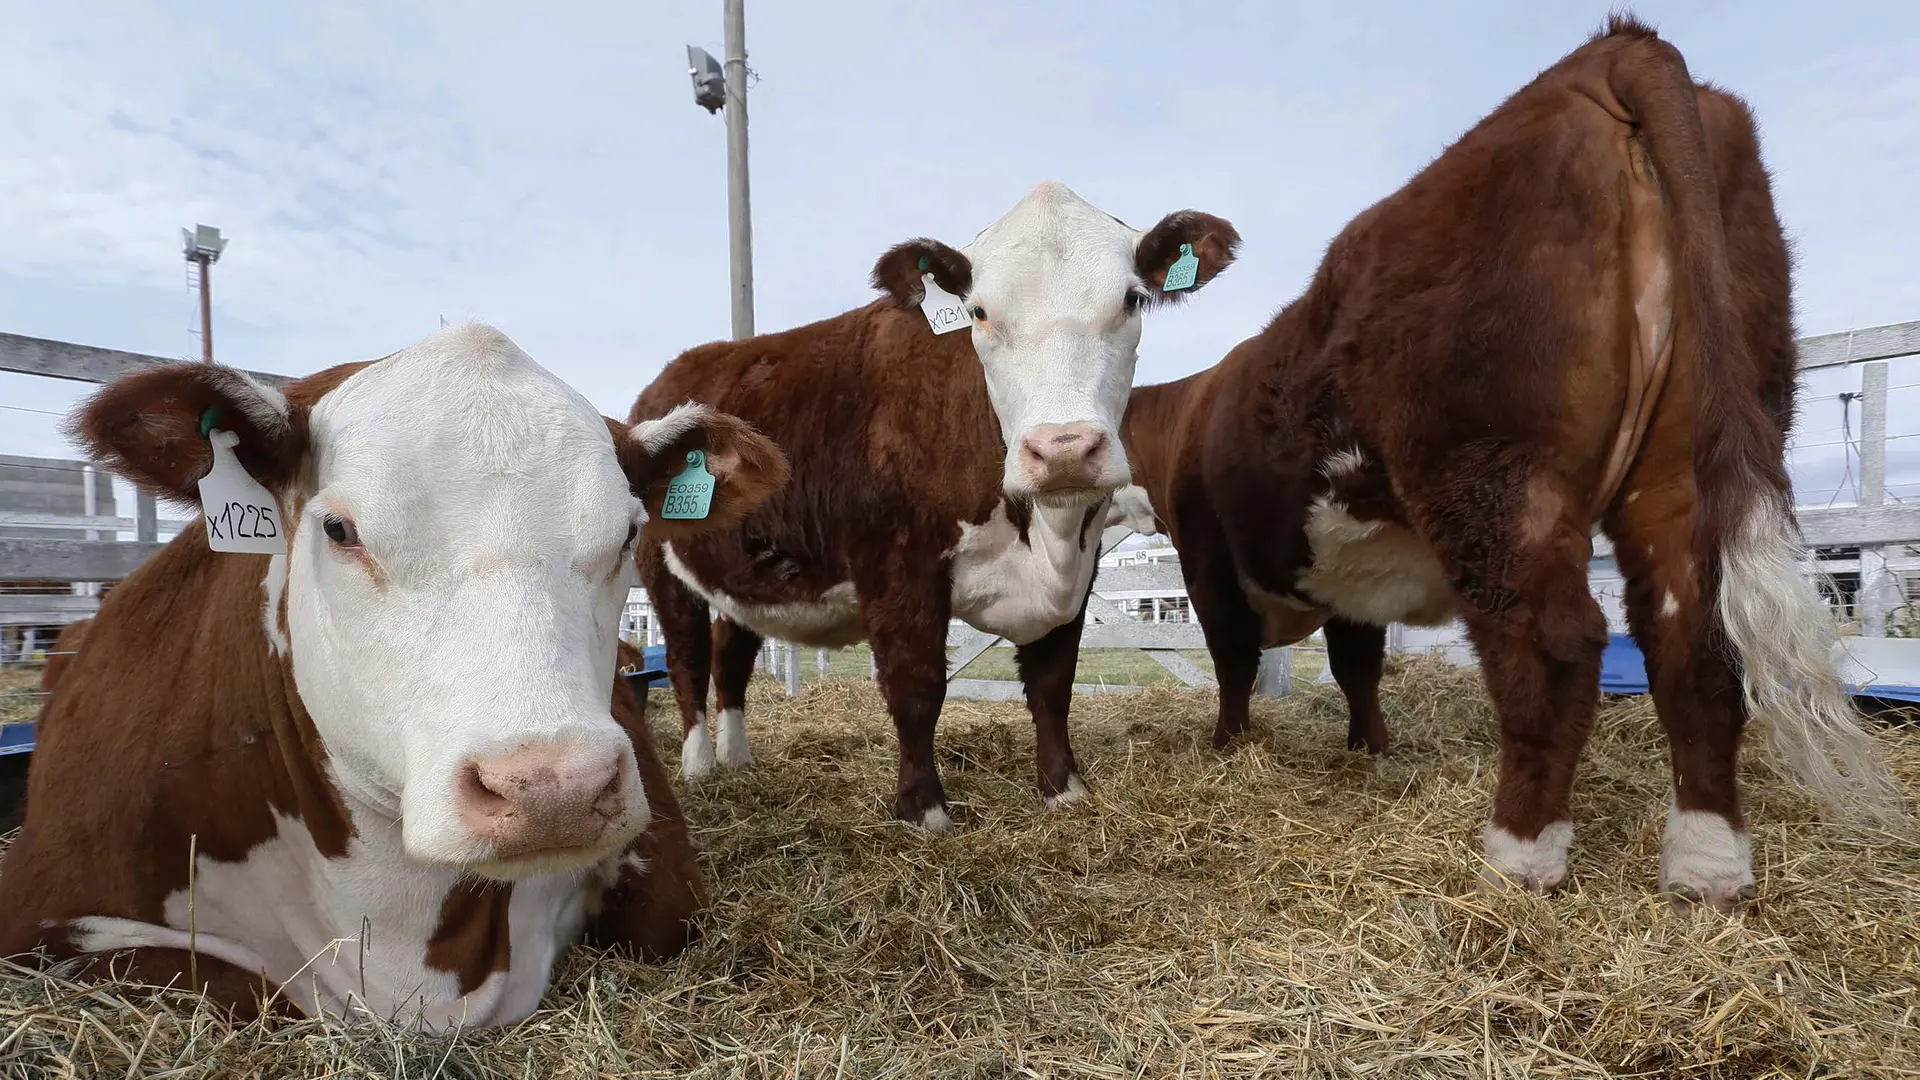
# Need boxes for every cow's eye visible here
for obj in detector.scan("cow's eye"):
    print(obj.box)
[970,305,987,323]
[322,515,360,548]
[622,522,639,550]
[1123,289,1148,315]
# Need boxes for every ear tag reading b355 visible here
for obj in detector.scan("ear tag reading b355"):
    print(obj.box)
[661,449,717,520]
[1162,243,1200,292]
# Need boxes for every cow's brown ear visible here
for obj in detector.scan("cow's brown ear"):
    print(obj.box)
[611,405,789,539]
[871,238,973,307]
[65,364,310,504]
[1134,211,1240,304]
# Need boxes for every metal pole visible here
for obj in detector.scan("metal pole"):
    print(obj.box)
[723,0,754,340]
[196,253,214,363]
[1858,362,1891,636]
[79,465,98,598]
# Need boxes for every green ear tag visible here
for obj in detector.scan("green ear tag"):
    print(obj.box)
[1162,243,1200,292]
[661,449,716,520]
[198,405,225,438]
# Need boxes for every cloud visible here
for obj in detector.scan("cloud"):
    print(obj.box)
[1,0,1916,513]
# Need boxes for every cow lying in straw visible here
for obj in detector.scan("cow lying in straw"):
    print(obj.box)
[0,324,786,1027]
[1103,16,1905,910]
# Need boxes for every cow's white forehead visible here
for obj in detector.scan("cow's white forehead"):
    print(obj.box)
[321,324,610,457]
[964,181,1142,310]
[309,324,630,545]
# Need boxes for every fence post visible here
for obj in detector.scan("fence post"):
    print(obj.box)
[817,648,830,677]
[1255,647,1292,697]
[1858,361,1892,637]
[135,488,158,543]
[785,642,801,696]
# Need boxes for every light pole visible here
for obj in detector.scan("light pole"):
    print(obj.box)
[181,224,228,364]
[687,0,754,340]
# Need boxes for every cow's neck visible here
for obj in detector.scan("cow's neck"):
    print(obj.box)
[949,495,1103,646]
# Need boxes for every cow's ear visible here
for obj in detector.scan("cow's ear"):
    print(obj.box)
[611,405,789,538]
[871,238,973,307]
[1134,211,1240,305]
[66,363,309,504]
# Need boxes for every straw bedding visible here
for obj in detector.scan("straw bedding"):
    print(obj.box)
[1,657,1915,1078]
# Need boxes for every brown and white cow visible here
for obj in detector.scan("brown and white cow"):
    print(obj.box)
[0,324,786,1026]
[634,181,1239,829]
[1099,17,1905,909]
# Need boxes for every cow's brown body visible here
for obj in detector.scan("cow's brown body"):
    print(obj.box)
[1113,18,1899,905]
[0,366,709,1018]
[633,300,1101,822]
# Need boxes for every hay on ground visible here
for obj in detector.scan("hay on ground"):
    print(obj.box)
[1,657,1916,1078]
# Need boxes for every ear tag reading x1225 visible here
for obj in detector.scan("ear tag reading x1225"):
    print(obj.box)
[196,421,287,555]
[661,449,716,520]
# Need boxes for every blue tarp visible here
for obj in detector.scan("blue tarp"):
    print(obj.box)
[1599,632,1920,703]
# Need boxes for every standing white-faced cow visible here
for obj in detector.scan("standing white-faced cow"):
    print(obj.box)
[0,325,786,1026]
[633,181,1240,828]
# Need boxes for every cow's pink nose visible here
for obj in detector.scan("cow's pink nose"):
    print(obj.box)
[456,742,626,859]
[1020,423,1110,491]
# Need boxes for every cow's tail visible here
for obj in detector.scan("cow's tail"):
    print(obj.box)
[1607,18,1905,827]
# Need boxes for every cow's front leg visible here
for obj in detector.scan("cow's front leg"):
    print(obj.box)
[1017,588,1091,808]
[710,616,762,769]
[854,550,956,832]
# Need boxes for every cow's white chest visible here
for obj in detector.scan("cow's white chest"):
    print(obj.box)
[662,545,865,647]
[664,502,1100,649]
[64,804,605,1030]
[1295,497,1455,627]
[948,501,1099,646]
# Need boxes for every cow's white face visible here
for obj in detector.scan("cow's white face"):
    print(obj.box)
[286,328,646,879]
[874,182,1239,508]
[74,324,786,883]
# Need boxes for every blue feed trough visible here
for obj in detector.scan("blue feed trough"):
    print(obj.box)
[621,643,671,695]
[0,722,34,758]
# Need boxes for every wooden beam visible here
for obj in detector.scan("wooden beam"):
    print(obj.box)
[1796,320,1920,370]
[947,678,1146,701]
[0,331,292,387]
[0,539,165,581]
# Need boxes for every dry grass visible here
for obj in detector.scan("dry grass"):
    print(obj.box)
[2,657,1917,1078]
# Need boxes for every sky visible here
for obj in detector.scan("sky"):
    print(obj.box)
[3,0,1918,523]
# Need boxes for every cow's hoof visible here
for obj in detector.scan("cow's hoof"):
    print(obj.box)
[1479,820,1573,895]
[1663,880,1759,913]
[916,804,954,835]
[1660,805,1755,914]
[1043,772,1089,810]
[681,722,717,781]
[713,708,754,768]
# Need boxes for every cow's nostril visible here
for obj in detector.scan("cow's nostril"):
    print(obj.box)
[460,761,511,809]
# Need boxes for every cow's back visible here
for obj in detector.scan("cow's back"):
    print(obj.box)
[631,301,1008,587]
